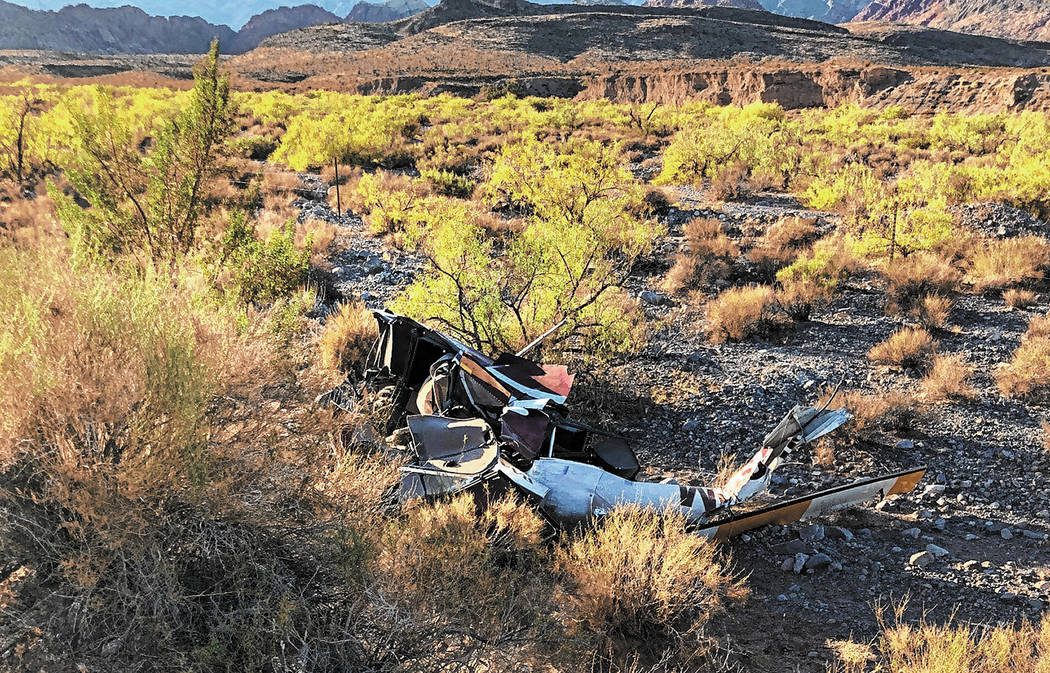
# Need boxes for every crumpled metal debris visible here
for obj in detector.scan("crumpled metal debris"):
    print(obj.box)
[320,309,926,538]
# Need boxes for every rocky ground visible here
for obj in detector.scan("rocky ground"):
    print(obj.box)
[292,172,1050,672]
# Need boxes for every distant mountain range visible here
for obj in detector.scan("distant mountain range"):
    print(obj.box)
[0,0,1046,55]
[853,0,1050,43]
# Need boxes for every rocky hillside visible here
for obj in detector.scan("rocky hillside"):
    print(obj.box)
[853,0,1050,43]
[645,0,765,9]
[256,0,1047,67]
[757,0,868,22]
[0,1,347,54]
[347,0,429,22]
[229,5,341,53]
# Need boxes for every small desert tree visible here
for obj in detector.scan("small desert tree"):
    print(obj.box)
[51,41,233,268]
[0,84,39,183]
[395,136,660,355]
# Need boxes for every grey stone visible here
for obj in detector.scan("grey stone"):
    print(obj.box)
[1001,528,1014,540]
[799,524,825,542]
[896,439,915,450]
[902,527,921,539]
[805,553,833,571]
[909,551,934,568]
[926,544,950,559]
[639,290,669,306]
[771,540,814,555]
[793,553,809,574]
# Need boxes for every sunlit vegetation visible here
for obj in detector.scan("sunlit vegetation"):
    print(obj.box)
[831,606,1050,673]
[5,57,1050,672]
[868,327,938,370]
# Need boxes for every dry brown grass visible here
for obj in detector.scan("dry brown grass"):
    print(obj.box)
[300,217,338,265]
[996,312,1050,399]
[555,506,747,662]
[921,353,976,402]
[708,162,750,201]
[1004,288,1038,309]
[835,389,923,442]
[747,216,818,280]
[914,293,953,330]
[776,276,831,322]
[868,327,938,370]
[318,301,378,375]
[0,185,58,247]
[262,169,302,195]
[661,218,739,294]
[703,285,778,343]
[966,235,1050,294]
[830,607,1050,673]
[1042,421,1050,453]
[883,252,961,314]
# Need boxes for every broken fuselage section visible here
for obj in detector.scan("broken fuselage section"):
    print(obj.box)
[321,310,925,538]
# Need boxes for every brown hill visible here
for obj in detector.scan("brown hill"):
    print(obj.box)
[853,0,1050,43]
[256,0,1048,67]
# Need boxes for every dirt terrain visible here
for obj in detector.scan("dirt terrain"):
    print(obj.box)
[286,165,1050,672]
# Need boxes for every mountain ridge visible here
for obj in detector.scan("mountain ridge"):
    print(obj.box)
[852,0,1050,43]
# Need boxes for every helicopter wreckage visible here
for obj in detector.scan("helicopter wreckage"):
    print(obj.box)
[320,309,926,539]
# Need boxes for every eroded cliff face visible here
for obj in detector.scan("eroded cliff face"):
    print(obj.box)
[573,65,1050,113]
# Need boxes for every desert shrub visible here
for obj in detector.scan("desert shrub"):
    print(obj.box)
[49,44,233,268]
[868,327,937,370]
[396,136,659,356]
[914,293,952,330]
[831,608,1050,673]
[554,507,746,663]
[776,277,829,321]
[747,216,818,280]
[883,252,961,314]
[966,235,1050,294]
[775,239,856,313]
[921,353,976,402]
[1004,288,1038,309]
[218,210,311,305]
[703,285,778,343]
[375,494,560,667]
[661,218,738,293]
[354,170,431,235]
[996,312,1050,399]
[420,166,474,198]
[318,301,377,374]
[832,390,923,442]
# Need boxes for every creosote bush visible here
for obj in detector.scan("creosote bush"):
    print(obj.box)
[868,327,937,370]
[703,284,778,343]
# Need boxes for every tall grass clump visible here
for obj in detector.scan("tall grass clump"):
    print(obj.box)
[831,606,1050,673]
[555,506,747,664]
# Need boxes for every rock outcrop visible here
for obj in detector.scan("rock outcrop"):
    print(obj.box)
[852,0,1050,43]
[347,0,429,22]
